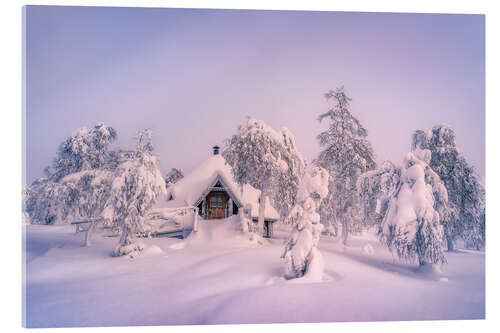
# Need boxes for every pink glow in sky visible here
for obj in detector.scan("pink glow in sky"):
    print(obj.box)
[24,6,484,184]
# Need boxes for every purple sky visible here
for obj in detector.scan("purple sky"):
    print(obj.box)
[24,6,485,185]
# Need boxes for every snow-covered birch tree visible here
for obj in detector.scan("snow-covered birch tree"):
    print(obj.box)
[412,125,485,251]
[380,148,447,267]
[223,118,305,235]
[270,128,307,222]
[282,166,329,281]
[314,87,376,244]
[102,129,166,257]
[24,123,117,225]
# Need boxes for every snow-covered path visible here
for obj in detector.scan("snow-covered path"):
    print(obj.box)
[23,220,484,328]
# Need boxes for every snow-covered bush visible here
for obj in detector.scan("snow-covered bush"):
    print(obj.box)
[412,125,485,250]
[102,129,166,257]
[282,166,329,281]
[380,149,447,267]
[223,118,306,235]
[314,86,376,244]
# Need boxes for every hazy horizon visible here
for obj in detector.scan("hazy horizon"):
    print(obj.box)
[24,6,485,184]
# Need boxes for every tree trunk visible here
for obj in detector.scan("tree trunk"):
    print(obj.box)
[418,258,426,266]
[193,207,199,232]
[83,221,95,247]
[113,227,144,257]
[119,227,134,246]
[446,236,454,252]
[341,219,348,245]
[326,219,338,237]
[258,192,266,236]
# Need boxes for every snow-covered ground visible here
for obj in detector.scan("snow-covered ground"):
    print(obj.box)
[23,217,484,328]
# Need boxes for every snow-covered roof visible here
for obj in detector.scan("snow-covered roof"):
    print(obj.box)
[153,154,280,220]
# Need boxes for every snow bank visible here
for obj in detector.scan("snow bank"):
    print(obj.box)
[363,243,374,255]
[142,245,165,256]
[24,224,484,327]
[287,248,324,284]
[184,216,263,248]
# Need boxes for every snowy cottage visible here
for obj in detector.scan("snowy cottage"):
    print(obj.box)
[154,146,280,238]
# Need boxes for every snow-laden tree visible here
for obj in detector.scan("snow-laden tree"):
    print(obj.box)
[102,129,166,257]
[24,123,117,225]
[412,125,485,251]
[165,168,184,188]
[24,178,77,225]
[282,166,329,280]
[314,87,376,244]
[24,126,166,255]
[357,160,401,229]
[48,122,117,181]
[24,170,114,225]
[223,118,306,234]
[270,128,307,222]
[380,148,447,267]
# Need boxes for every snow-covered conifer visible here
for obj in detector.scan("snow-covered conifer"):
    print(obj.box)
[282,166,329,281]
[380,149,447,267]
[457,169,485,250]
[223,118,305,234]
[412,125,485,250]
[314,87,376,244]
[165,168,184,188]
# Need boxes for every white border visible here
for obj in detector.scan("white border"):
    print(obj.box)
[3,1,498,333]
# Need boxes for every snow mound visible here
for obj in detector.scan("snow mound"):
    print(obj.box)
[414,263,447,281]
[363,243,375,256]
[143,245,164,256]
[287,248,325,284]
[168,242,187,250]
[184,216,262,248]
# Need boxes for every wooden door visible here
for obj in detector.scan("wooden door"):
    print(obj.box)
[207,192,228,219]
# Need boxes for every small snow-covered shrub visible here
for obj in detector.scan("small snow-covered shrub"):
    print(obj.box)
[282,167,329,281]
[113,239,145,258]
